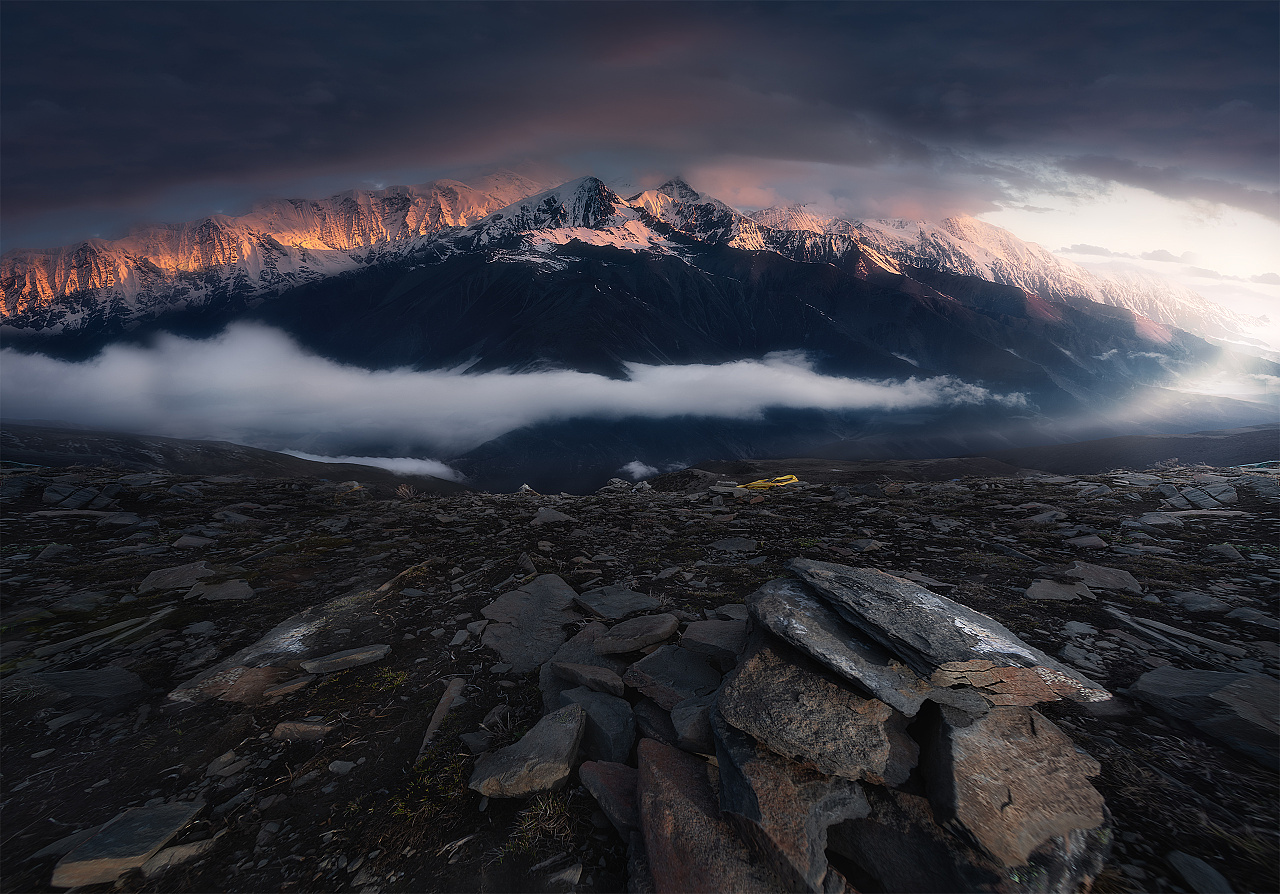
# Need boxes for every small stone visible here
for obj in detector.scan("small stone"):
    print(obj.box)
[632,698,680,747]
[328,760,356,776]
[595,614,679,654]
[558,686,635,763]
[1025,579,1093,602]
[468,704,586,798]
[1166,850,1235,894]
[670,695,716,755]
[36,543,76,561]
[1062,560,1142,593]
[172,535,214,549]
[538,623,629,712]
[272,721,335,742]
[531,507,574,526]
[1206,543,1244,561]
[187,580,255,601]
[262,676,315,698]
[1127,667,1279,766]
[546,661,625,697]
[138,561,214,594]
[299,644,390,674]
[1065,534,1107,549]
[679,620,747,671]
[580,760,640,835]
[708,537,758,553]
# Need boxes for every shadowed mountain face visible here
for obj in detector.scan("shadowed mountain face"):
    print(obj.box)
[3,177,1277,492]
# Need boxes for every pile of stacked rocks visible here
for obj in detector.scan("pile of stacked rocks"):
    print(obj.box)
[466,558,1115,893]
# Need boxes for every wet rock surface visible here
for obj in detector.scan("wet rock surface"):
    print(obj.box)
[0,459,1276,892]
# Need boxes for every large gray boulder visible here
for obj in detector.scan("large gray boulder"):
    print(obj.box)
[787,560,1111,708]
[480,574,581,673]
[717,634,918,786]
[1127,666,1279,766]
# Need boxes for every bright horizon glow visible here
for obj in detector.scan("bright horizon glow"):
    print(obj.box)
[980,184,1280,280]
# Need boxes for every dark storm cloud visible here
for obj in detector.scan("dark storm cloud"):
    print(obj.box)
[2,1,1276,247]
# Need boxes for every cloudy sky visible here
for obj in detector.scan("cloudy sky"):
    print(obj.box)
[3,1,1277,279]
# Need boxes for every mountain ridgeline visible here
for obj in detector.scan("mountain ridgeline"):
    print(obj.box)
[3,175,1277,492]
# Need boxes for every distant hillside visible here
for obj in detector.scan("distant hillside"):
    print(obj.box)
[979,424,1279,475]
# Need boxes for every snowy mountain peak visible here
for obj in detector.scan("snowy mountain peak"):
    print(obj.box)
[655,178,703,203]
[746,205,830,234]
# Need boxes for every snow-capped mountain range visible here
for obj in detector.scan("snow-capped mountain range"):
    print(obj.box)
[0,172,1262,348]
[0,171,544,322]
[749,210,1263,345]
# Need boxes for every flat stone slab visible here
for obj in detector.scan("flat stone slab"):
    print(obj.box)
[1062,561,1142,593]
[25,667,149,712]
[574,585,660,620]
[709,537,758,552]
[928,706,1106,868]
[679,619,747,671]
[623,645,721,711]
[538,622,630,712]
[138,561,214,593]
[481,574,581,673]
[188,579,255,601]
[580,760,640,835]
[747,577,985,718]
[300,644,390,674]
[787,560,1111,707]
[1025,580,1093,602]
[718,635,917,786]
[637,739,779,893]
[546,661,625,697]
[713,712,869,893]
[530,507,574,525]
[1127,666,1279,766]
[469,703,585,798]
[52,801,203,887]
[595,613,679,655]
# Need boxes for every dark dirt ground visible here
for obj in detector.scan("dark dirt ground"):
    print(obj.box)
[1,456,1276,893]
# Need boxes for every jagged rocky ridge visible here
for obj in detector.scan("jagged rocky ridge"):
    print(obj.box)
[2,173,1256,349]
[2,458,1277,892]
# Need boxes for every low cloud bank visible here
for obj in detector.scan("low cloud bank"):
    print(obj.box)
[280,450,464,482]
[0,324,1027,454]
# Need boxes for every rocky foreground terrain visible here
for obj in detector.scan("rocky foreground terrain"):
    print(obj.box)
[1,458,1277,893]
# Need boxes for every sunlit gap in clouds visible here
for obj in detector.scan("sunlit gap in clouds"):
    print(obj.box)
[0,323,1027,457]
